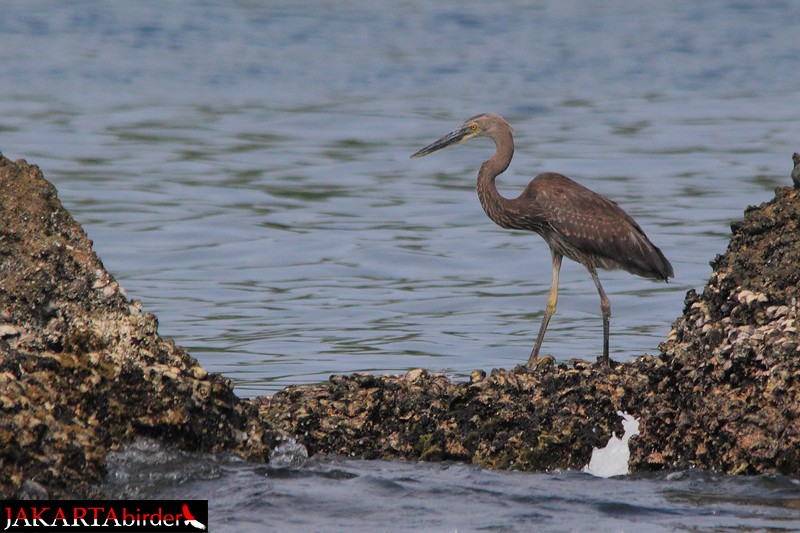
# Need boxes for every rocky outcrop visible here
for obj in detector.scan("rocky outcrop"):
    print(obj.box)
[1,154,798,498]
[646,183,800,474]
[0,156,278,498]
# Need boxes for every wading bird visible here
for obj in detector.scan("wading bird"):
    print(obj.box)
[411,113,673,367]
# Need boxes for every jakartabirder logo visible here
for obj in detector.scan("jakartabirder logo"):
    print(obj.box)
[2,500,208,532]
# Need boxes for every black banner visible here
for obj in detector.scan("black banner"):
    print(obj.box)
[1,501,208,532]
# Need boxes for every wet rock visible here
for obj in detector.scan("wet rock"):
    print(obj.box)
[649,181,800,475]
[0,156,280,498]
[258,362,649,471]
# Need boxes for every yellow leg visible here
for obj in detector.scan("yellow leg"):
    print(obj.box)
[528,251,562,365]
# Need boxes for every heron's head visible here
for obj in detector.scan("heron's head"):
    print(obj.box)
[410,113,512,158]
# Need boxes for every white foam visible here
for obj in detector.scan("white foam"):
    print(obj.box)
[269,438,309,467]
[582,411,640,478]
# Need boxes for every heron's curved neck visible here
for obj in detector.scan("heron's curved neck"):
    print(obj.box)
[476,129,517,229]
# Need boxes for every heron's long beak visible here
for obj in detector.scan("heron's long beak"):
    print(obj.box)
[410,126,471,158]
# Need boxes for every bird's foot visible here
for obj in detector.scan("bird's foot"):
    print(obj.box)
[596,354,613,369]
[569,357,589,369]
[527,354,555,371]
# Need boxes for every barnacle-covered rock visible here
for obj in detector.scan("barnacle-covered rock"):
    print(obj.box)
[648,181,800,474]
[0,156,281,498]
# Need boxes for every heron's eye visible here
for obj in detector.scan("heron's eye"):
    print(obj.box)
[470,123,478,131]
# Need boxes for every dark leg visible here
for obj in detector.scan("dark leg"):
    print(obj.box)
[587,265,611,366]
[528,251,562,366]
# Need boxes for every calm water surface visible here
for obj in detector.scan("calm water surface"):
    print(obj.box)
[3,1,800,530]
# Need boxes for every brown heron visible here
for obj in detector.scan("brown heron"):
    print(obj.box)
[411,113,673,367]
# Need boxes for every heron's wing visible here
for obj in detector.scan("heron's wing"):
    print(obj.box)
[523,173,672,280]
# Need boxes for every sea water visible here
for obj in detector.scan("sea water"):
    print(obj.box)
[3,1,800,529]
